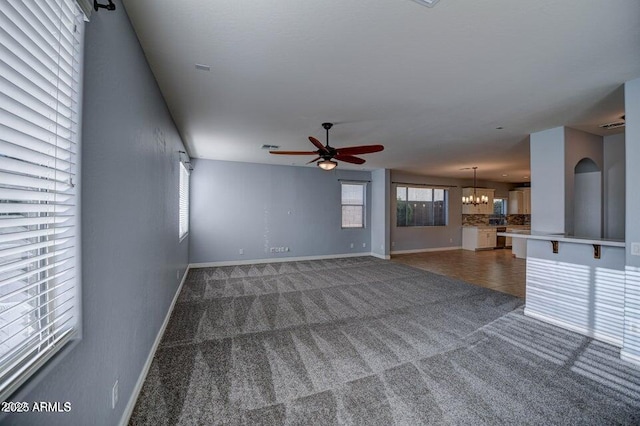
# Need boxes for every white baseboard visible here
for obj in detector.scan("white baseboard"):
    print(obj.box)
[621,349,640,366]
[523,308,623,347]
[119,266,190,426]
[390,246,462,255]
[370,252,391,260]
[189,252,373,268]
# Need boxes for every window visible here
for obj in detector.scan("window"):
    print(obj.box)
[178,162,189,239]
[493,198,507,216]
[0,0,85,400]
[341,183,365,228]
[396,186,448,227]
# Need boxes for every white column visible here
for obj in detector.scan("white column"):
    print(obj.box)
[371,169,391,259]
[622,77,640,364]
[530,126,565,233]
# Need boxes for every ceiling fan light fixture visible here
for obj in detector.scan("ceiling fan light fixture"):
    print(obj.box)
[268,122,383,167]
[318,159,337,171]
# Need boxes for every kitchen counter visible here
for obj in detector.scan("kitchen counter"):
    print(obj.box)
[495,230,625,259]
[462,225,530,252]
[518,234,626,347]
[496,230,625,247]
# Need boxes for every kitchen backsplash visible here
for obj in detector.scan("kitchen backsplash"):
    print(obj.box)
[462,214,531,226]
[462,214,491,226]
[506,214,531,225]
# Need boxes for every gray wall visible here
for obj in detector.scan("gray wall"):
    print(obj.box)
[475,180,517,199]
[573,170,602,238]
[626,78,640,269]
[371,169,391,257]
[7,2,190,424]
[531,126,608,236]
[390,171,464,252]
[389,171,518,252]
[530,126,566,233]
[564,127,603,236]
[622,77,640,362]
[604,133,626,240]
[189,159,372,263]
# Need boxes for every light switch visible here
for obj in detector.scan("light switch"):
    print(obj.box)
[632,242,640,256]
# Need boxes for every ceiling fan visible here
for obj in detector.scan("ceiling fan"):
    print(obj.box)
[269,123,384,170]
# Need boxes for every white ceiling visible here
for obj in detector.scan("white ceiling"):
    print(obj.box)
[122,0,639,182]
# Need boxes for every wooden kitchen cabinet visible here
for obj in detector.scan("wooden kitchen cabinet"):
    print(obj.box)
[508,188,531,214]
[508,191,522,214]
[462,188,495,215]
[462,227,497,251]
[478,229,497,249]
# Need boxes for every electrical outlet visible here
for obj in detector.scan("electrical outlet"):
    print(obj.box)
[362,243,366,248]
[449,238,453,243]
[391,241,395,247]
[239,249,244,255]
[285,247,289,252]
[632,242,640,256]
[350,243,354,249]
[112,379,119,409]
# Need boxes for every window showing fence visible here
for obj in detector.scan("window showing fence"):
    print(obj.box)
[396,186,448,227]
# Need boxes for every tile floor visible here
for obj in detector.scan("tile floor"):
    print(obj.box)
[391,248,526,298]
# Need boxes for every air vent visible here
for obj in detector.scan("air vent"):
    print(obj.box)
[195,63,211,71]
[261,144,280,150]
[599,121,625,130]
[410,0,441,7]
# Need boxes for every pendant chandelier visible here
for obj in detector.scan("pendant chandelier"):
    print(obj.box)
[462,167,488,206]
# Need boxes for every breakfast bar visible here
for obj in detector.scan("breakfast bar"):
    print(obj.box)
[498,230,626,346]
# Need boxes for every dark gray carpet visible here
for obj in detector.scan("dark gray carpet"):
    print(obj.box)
[129,256,640,425]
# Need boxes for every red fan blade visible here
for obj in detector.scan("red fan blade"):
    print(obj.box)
[335,154,366,165]
[306,156,321,164]
[308,136,329,153]
[336,144,384,156]
[269,150,318,155]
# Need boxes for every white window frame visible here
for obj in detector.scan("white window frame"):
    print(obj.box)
[341,182,366,229]
[0,0,85,401]
[178,161,190,240]
[396,186,449,227]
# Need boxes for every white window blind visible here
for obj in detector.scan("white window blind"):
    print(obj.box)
[0,0,84,401]
[341,183,365,228]
[179,162,189,239]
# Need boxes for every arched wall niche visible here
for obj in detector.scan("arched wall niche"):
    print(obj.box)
[573,157,602,238]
